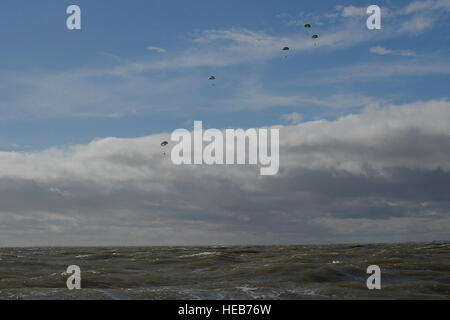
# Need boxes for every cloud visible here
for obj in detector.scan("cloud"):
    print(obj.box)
[281,100,450,173]
[0,99,449,245]
[369,46,392,55]
[107,25,382,75]
[335,5,367,18]
[397,0,450,35]
[1,65,205,120]
[2,45,396,120]
[147,46,167,53]
[211,76,385,112]
[281,112,303,124]
[397,14,435,35]
[370,46,416,57]
[402,0,450,14]
[328,1,448,36]
[313,61,450,84]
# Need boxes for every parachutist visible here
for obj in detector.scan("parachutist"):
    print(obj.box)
[161,141,168,157]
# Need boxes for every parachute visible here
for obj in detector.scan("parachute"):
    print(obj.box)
[312,34,318,39]
[304,24,312,37]
[161,141,168,156]
[282,46,290,58]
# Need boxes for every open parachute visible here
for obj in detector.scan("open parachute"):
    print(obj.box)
[282,46,290,58]
[161,141,168,156]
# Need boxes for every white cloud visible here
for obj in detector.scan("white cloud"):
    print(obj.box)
[147,46,167,53]
[328,1,447,36]
[108,25,379,75]
[398,14,435,35]
[395,0,450,35]
[370,46,392,55]
[403,0,450,14]
[281,99,450,173]
[5,100,450,182]
[370,46,416,56]
[336,5,366,18]
[313,61,450,84]
[281,112,303,124]
[212,76,385,112]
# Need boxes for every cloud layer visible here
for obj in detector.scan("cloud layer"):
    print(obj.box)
[1,99,449,245]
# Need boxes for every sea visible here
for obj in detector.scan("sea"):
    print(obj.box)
[0,242,448,299]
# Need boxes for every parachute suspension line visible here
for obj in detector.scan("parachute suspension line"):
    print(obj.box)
[304,23,311,37]
[282,46,290,59]
[161,141,168,157]
[312,34,319,47]
[209,75,216,86]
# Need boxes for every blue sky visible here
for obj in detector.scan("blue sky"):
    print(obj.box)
[1,0,449,151]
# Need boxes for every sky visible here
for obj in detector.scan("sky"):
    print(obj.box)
[0,0,449,246]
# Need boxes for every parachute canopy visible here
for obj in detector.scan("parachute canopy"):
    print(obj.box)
[304,24,311,28]
[312,34,319,39]
[282,47,290,51]
[161,141,168,147]
[209,76,216,80]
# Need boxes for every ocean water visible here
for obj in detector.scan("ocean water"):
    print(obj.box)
[0,243,448,299]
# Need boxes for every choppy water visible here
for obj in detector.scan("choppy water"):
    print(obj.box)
[0,242,448,299]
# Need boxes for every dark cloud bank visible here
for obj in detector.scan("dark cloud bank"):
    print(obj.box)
[0,100,449,246]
